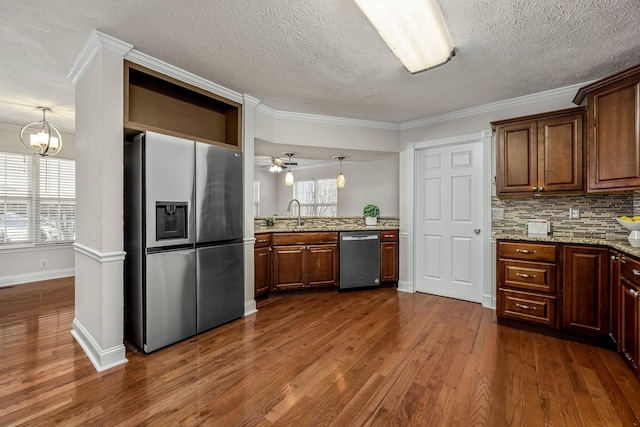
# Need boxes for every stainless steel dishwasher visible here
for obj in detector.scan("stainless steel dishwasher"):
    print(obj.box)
[339,231,380,290]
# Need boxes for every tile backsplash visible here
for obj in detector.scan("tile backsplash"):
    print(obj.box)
[492,193,639,238]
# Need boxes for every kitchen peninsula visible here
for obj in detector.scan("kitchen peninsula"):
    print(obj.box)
[254,216,399,297]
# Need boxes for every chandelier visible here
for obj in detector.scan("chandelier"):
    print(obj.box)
[19,106,63,157]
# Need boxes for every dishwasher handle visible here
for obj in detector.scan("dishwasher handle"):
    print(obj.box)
[342,234,379,241]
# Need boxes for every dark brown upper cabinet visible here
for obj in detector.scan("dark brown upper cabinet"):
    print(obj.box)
[492,107,585,196]
[574,64,640,192]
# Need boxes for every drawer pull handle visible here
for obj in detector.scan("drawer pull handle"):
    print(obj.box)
[516,273,536,279]
[630,289,640,298]
[515,249,536,254]
[515,303,536,311]
[257,239,269,243]
[633,269,640,276]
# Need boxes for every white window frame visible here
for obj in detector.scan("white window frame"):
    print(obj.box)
[0,151,76,248]
[293,178,337,217]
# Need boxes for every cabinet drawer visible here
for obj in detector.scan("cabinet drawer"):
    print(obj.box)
[498,241,556,262]
[254,233,271,248]
[501,260,556,293]
[620,254,640,286]
[380,230,398,242]
[499,289,556,326]
[272,232,338,246]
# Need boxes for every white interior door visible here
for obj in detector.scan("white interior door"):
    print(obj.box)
[415,141,484,303]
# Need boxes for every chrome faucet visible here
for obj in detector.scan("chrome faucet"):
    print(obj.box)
[287,198,302,227]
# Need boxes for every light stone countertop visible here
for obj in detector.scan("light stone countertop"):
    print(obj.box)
[254,216,399,235]
[493,232,640,258]
[255,224,398,234]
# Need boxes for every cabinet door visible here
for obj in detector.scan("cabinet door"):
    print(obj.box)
[562,246,609,335]
[254,247,272,297]
[538,113,583,192]
[610,252,621,349]
[588,80,640,191]
[380,242,399,282]
[272,246,305,290]
[496,121,538,194]
[306,244,338,287]
[620,278,640,374]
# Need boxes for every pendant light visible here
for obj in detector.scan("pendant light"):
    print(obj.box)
[19,106,63,157]
[334,156,346,188]
[284,153,295,186]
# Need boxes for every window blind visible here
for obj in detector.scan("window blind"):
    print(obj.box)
[0,152,75,245]
[0,153,33,243]
[36,157,76,243]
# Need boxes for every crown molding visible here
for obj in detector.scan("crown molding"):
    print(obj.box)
[68,31,133,85]
[125,49,244,104]
[243,94,261,109]
[256,104,400,130]
[400,81,593,130]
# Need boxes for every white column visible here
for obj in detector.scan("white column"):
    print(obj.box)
[398,141,415,293]
[67,31,132,371]
[243,95,260,316]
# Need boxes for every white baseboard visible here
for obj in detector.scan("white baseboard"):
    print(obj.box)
[71,318,127,372]
[244,299,257,316]
[397,280,414,293]
[0,268,75,288]
[483,293,495,309]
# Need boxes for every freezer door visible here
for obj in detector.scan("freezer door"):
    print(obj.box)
[197,243,244,333]
[145,249,197,352]
[144,132,195,249]
[195,142,243,243]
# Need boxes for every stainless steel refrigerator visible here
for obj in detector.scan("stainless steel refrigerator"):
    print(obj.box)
[124,131,244,353]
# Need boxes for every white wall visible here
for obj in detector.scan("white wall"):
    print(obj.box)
[264,156,399,218]
[0,123,76,286]
[254,168,279,217]
[255,108,402,153]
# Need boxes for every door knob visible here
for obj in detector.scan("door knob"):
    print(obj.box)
[474,228,481,234]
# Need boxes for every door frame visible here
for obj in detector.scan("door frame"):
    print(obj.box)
[399,130,494,308]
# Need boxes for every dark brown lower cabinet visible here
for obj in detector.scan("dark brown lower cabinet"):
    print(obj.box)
[620,277,640,374]
[610,251,621,349]
[562,246,609,336]
[254,246,272,297]
[272,244,338,291]
[380,230,399,283]
[254,233,272,298]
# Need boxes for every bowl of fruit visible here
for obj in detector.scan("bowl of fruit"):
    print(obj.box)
[617,216,640,247]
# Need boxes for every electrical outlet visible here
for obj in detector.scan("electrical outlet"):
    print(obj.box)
[492,208,504,219]
[40,259,48,269]
[569,207,580,219]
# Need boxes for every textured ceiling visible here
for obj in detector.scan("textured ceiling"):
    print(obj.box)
[0,0,639,134]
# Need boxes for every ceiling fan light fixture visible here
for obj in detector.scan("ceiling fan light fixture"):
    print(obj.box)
[19,106,63,156]
[354,0,455,74]
[269,157,283,173]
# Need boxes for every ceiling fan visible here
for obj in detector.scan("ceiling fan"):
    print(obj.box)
[255,155,298,173]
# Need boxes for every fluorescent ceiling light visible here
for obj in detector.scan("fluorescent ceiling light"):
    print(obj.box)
[355,0,455,74]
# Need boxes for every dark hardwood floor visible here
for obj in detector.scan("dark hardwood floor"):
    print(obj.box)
[1,278,640,426]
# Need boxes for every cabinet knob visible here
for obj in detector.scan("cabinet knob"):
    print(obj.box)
[611,255,618,260]
[630,289,640,298]
[538,186,544,192]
